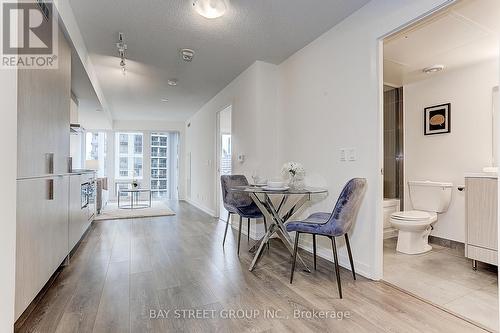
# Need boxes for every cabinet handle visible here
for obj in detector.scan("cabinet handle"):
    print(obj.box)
[68,157,73,173]
[46,153,54,174]
[47,179,54,200]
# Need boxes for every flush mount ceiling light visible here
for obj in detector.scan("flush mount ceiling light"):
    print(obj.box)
[168,79,178,86]
[192,0,227,19]
[423,64,444,74]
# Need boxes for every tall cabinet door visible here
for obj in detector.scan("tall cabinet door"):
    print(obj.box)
[17,29,71,178]
[15,176,69,320]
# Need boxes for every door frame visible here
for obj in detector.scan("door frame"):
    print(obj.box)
[215,105,232,220]
[375,0,457,280]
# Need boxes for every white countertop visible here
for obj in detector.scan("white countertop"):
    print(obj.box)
[464,172,498,179]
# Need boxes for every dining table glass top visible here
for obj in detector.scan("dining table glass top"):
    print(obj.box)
[230,186,328,195]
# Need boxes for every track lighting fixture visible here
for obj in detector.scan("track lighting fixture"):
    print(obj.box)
[116,32,127,73]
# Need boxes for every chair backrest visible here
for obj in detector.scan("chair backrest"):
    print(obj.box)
[220,175,253,213]
[326,178,367,236]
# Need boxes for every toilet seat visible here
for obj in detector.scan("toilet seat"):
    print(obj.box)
[391,210,437,223]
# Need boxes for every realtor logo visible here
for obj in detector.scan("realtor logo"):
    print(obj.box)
[1,0,58,69]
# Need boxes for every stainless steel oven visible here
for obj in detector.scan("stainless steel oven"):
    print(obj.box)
[81,180,96,220]
[81,182,89,208]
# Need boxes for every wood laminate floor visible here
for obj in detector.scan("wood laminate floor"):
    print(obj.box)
[17,201,487,333]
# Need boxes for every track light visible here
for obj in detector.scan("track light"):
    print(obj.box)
[116,32,128,73]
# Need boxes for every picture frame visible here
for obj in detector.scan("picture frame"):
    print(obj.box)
[424,103,450,135]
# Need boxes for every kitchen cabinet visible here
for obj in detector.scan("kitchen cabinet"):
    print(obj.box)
[465,176,498,267]
[15,176,69,319]
[17,30,71,178]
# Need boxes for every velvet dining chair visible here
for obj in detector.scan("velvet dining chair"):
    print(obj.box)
[286,178,367,298]
[220,175,267,255]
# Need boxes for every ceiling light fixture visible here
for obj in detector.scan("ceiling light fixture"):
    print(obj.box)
[423,64,444,74]
[116,32,128,74]
[192,0,227,19]
[168,79,178,86]
[161,98,169,102]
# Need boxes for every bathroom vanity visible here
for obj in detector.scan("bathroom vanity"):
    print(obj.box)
[465,174,498,269]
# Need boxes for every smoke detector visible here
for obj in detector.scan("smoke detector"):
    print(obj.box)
[423,65,444,74]
[168,79,178,86]
[180,48,195,62]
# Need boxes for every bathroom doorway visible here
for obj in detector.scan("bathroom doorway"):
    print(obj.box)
[380,0,500,330]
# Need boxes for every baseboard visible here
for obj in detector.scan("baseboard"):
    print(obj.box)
[183,199,216,217]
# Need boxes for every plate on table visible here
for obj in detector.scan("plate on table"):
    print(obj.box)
[263,186,290,191]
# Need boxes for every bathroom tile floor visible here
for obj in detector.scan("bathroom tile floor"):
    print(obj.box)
[384,238,499,332]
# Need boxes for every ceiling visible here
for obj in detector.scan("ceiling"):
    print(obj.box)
[384,0,500,86]
[68,0,369,121]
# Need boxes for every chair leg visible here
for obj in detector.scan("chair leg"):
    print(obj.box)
[222,213,231,247]
[345,234,356,280]
[237,216,243,256]
[312,234,317,271]
[331,236,343,299]
[290,232,300,284]
[247,218,250,242]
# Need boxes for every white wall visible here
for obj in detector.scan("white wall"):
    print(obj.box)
[404,59,499,242]
[186,0,456,279]
[79,110,113,130]
[0,70,17,332]
[275,0,455,278]
[185,61,280,216]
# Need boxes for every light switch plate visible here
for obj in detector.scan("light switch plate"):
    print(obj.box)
[340,149,346,162]
[348,148,356,161]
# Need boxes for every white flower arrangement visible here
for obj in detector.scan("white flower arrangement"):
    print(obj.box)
[281,161,305,179]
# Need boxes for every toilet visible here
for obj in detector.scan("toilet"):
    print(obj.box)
[390,180,453,254]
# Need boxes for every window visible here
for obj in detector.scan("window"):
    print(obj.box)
[151,133,168,199]
[115,132,143,179]
[85,132,107,177]
[119,134,128,154]
[134,135,143,154]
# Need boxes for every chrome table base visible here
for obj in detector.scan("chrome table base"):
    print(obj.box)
[248,192,311,272]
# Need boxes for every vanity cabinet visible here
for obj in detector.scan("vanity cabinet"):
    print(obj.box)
[465,177,498,267]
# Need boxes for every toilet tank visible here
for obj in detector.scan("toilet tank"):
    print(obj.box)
[408,180,453,213]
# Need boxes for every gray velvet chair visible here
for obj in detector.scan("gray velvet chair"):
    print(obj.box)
[286,178,367,298]
[221,175,267,255]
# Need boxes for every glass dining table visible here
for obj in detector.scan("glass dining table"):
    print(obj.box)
[230,186,328,272]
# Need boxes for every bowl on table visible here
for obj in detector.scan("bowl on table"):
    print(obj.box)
[264,180,289,191]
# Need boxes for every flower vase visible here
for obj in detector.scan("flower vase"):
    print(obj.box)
[289,175,305,189]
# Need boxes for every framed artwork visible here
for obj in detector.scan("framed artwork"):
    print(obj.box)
[424,103,450,135]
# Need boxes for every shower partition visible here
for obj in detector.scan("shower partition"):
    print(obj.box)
[383,86,404,208]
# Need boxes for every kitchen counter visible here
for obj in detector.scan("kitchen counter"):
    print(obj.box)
[17,170,95,181]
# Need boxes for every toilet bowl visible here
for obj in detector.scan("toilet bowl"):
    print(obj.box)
[390,210,437,254]
[390,180,452,255]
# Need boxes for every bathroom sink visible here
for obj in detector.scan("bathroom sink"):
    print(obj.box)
[482,166,498,174]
